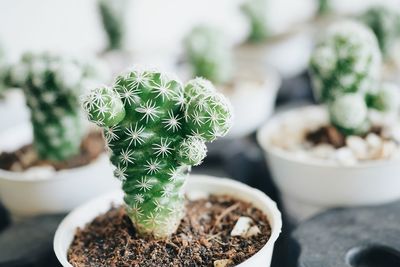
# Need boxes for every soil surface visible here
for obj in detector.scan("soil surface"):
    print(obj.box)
[0,132,105,171]
[306,125,383,148]
[68,195,272,267]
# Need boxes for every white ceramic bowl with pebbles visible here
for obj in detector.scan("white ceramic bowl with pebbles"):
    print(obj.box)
[0,123,120,218]
[257,105,400,222]
[54,175,282,267]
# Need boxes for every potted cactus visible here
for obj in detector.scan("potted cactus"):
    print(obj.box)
[0,43,29,132]
[235,0,315,78]
[257,20,400,223]
[359,5,400,83]
[54,68,282,267]
[183,25,280,138]
[0,52,119,217]
[97,0,133,74]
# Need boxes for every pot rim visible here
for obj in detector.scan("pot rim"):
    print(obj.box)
[0,123,110,183]
[257,105,400,170]
[53,175,282,267]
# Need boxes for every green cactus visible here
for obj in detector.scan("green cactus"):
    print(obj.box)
[184,25,233,85]
[360,5,400,58]
[241,0,269,43]
[82,69,233,238]
[329,93,369,135]
[6,52,106,162]
[317,0,332,16]
[310,20,381,103]
[366,82,400,112]
[98,0,127,51]
[0,43,9,97]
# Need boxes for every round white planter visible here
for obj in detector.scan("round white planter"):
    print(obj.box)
[54,175,282,267]
[235,26,314,79]
[257,106,400,223]
[226,67,281,139]
[0,123,120,218]
[0,89,29,133]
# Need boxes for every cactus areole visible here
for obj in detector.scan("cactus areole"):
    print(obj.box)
[83,69,233,238]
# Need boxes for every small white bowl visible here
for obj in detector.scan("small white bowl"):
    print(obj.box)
[257,105,400,222]
[0,123,120,217]
[54,175,282,267]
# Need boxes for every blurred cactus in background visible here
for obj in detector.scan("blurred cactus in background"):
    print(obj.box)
[310,20,400,135]
[83,69,232,238]
[317,0,332,16]
[184,25,233,84]
[98,0,128,51]
[5,52,107,161]
[360,5,400,58]
[0,43,9,96]
[310,20,381,103]
[241,0,269,43]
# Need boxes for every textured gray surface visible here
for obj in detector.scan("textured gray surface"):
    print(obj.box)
[291,201,400,267]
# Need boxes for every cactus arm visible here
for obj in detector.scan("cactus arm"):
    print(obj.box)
[83,69,232,238]
[366,82,400,112]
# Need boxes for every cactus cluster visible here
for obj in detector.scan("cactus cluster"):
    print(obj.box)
[98,0,127,51]
[82,69,233,238]
[184,25,233,85]
[310,20,400,135]
[317,0,332,16]
[6,52,107,161]
[241,0,269,43]
[360,5,400,58]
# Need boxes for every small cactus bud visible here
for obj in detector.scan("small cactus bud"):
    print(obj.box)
[241,0,269,43]
[367,82,400,112]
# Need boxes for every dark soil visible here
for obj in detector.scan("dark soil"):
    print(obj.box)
[68,195,272,267]
[0,131,105,171]
[306,125,383,148]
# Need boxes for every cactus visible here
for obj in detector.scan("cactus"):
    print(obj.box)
[98,0,127,51]
[6,52,106,162]
[329,93,369,135]
[360,6,400,58]
[0,43,9,96]
[366,82,400,112]
[317,0,332,16]
[184,25,233,84]
[82,69,233,238]
[241,0,269,43]
[310,20,381,103]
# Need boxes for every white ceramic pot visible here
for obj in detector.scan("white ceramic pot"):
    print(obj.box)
[0,89,29,133]
[54,175,282,267]
[235,26,314,79]
[257,106,400,223]
[0,123,120,217]
[226,67,281,139]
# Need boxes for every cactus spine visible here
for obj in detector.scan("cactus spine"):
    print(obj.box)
[98,0,127,51]
[6,52,105,161]
[83,69,233,238]
[184,25,233,85]
[360,5,400,58]
[241,0,269,43]
[310,20,400,135]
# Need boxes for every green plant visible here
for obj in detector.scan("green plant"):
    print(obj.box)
[241,0,269,43]
[0,43,9,96]
[98,0,127,51]
[360,5,400,58]
[317,0,332,16]
[82,69,233,238]
[310,20,400,135]
[6,52,106,161]
[184,25,233,85]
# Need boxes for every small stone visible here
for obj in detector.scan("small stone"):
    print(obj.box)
[335,147,357,165]
[186,191,209,201]
[381,141,397,159]
[245,225,261,238]
[365,133,382,149]
[214,259,232,267]
[346,135,368,159]
[310,144,336,159]
[231,216,253,237]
